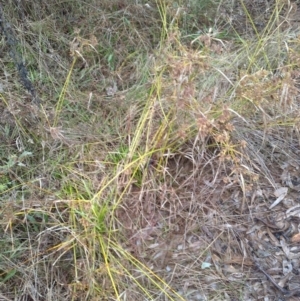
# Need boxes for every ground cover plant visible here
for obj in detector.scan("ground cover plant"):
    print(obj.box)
[1,0,300,300]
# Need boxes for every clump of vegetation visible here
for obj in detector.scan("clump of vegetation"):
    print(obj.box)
[1,0,300,300]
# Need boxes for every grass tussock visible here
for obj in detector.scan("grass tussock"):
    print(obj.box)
[1,0,300,300]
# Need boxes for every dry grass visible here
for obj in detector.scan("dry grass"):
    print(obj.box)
[1,0,300,300]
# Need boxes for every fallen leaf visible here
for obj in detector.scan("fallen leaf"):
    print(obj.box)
[269,187,288,209]
[274,187,288,198]
[201,262,211,269]
[291,233,300,243]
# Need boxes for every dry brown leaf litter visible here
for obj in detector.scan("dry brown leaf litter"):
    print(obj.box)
[116,151,300,300]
